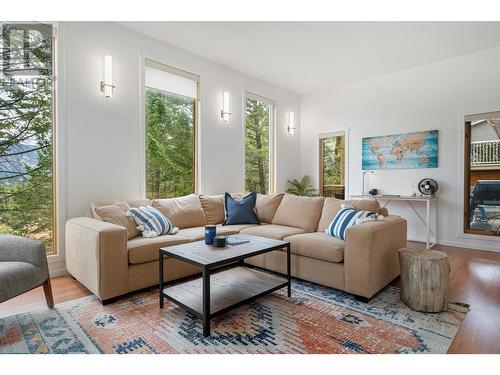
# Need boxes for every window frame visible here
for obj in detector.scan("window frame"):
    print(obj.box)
[463,111,500,237]
[140,58,200,198]
[0,22,58,256]
[318,129,350,199]
[243,91,276,194]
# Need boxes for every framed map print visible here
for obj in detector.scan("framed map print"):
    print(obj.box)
[362,130,438,170]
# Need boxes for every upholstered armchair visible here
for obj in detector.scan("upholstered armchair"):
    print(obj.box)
[0,234,54,307]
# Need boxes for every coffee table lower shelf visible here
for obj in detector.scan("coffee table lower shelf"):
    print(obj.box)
[162,266,288,325]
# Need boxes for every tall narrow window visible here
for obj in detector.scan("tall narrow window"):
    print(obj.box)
[0,23,56,253]
[245,93,274,194]
[319,133,346,199]
[144,60,199,199]
[464,112,500,236]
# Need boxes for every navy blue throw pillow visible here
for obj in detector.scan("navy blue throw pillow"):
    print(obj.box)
[223,192,260,225]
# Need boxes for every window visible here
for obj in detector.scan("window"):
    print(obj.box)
[319,132,346,199]
[144,60,199,199]
[0,23,56,253]
[244,93,274,194]
[464,112,500,236]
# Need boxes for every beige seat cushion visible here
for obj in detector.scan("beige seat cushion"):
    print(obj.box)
[317,198,381,232]
[284,232,345,263]
[94,202,139,240]
[240,224,305,240]
[255,193,284,223]
[199,194,225,225]
[127,199,152,208]
[176,224,258,241]
[271,194,325,232]
[152,194,206,229]
[127,235,190,264]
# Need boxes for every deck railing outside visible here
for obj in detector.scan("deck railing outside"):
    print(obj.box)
[471,140,500,166]
[322,185,345,199]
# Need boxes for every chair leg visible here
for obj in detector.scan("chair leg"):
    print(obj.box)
[43,278,54,308]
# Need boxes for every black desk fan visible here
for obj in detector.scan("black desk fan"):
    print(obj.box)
[418,178,439,197]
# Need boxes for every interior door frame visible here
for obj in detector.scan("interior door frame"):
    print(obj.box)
[318,129,349,198]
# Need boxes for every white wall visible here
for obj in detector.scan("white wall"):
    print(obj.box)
[52,22,301,272]
[301,46,500,252]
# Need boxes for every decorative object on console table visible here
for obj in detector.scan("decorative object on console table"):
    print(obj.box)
[399,248,450,312]
[362,170,374,194]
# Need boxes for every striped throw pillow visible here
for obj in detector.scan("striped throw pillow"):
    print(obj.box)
[326,204,375,240]
[128,206,177,238]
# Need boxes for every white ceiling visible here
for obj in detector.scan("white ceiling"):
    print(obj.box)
[120,22,500,95]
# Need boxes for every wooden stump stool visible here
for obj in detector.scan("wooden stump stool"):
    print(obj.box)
[398,248,450,313]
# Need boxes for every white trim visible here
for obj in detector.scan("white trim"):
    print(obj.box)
[457,110,500,246]
[317,127,350,198]
[47,22,67,272]
[138,54,201,197]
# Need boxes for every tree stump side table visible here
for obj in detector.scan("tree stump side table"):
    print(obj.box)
[398,248,450,313]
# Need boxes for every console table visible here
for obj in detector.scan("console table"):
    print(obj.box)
[350,194,438,249]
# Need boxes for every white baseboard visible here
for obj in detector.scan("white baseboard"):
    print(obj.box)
[408,237,500,253]
[49,266,68,277]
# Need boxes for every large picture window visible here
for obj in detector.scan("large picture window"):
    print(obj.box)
[0,23,56,253]
[144,60,199,199]
[245,93,274,194]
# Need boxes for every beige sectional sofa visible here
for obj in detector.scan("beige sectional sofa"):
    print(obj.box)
[65,193,407,303]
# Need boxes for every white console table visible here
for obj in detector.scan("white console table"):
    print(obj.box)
[350,194,438,249]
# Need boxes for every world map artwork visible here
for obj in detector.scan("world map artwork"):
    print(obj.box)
[362,130,438,170]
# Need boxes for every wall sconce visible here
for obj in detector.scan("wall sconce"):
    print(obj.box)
[221,91,231,122]
[287,111,296,135]
[100,55,115,98]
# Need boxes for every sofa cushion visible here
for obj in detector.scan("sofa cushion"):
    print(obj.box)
[317,198,382,232]
[152,194,206,229]
[271,194,324,232]
[127,235,190,264]
[127,199,152,208]
[94,202,139,240]
[199,194,225,225]
[240,224,305,240]
[255,193,284,223]
[223,192,260,225]
[283,232,345,263]
[175,224,258,241]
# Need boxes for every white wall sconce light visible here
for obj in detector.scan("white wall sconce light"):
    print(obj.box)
[221,91,231,122]
[287,111,296,135]
[100,54,115,98]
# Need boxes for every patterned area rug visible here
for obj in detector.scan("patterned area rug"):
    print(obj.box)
[0,279,468,354]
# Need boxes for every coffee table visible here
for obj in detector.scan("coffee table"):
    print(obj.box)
[159,234,291,337]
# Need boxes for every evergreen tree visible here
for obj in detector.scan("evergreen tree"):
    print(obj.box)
[0,23,54,251]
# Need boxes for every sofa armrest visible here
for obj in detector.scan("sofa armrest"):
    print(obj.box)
[344,215,407,298]
[65,217,128,301]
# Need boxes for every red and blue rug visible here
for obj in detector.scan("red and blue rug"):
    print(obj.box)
[0,279,468,354]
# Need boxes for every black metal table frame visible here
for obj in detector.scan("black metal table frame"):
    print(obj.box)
[159,242,291,337]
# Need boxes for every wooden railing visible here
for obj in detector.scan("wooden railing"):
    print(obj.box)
[471,140,500,166]
[322,185,345,199]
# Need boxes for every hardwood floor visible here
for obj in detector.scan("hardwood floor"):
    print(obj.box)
[0,243,499,353]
